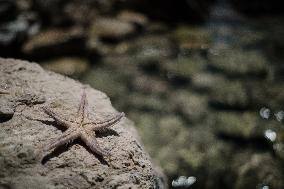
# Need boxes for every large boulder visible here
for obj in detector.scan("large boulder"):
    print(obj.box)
[0,58,167,189]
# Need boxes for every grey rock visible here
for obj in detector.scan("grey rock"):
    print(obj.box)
[0,58,166,189]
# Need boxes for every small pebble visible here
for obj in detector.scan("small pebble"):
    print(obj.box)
[274,111,284,122]
[264,129,277,142]
[172,176,196,187]
[259,107,270,119]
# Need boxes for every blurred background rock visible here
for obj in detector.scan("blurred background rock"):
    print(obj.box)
[1,0,284,188]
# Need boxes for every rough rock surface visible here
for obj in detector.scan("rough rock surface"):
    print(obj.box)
[0,58,166,189]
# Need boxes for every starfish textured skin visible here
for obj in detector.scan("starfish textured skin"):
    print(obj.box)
[42,91,125,157]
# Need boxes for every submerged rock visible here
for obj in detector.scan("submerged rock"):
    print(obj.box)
[170,90,207,123]
[191,72,225,91]
[172,26,211,53]
[209,79,249,110]
[213,111,262,139]
[22,27,86,60]
[131,34,176,61]
[235,153,284,189]
[41,57,90,77]
[0,58,167,189]
[89,17,137,41]
[164,55,206,82]
[208,49,268,77]
[117,10,149,28]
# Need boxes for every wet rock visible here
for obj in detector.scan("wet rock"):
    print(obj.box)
[232,29,265,48]
[191,72,225,91]
[208,49,268,78]
[164,55,206,82]
[117,10,148,28]
[170,90,207,123]
[131,75,168,95]
[22,26,86,60]
[213,111,261,139]
[172,26,211,54]
[87,39,134,57]
[41,57,90,77]
[209,80,249,110]
[128,93,169,113]
[273,142,284,161]
[0,58,167,189]
[89,17,136,41]
[131,34,176,62]
[247,81,284,110]
[235,153,284,189]
[146,22,169,34]
[102,55,139,77]
[63,1,99,25]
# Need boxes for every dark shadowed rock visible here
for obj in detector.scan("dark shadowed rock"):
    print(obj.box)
[0,58,167,189]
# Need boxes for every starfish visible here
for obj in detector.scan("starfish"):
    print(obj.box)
[42,91,125,157]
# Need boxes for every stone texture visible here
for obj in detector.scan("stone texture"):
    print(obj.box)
[22,27,86,60]
[170,90,207,123]
[209,80,249,110]
[164,56,206,81]
[0,58,166,189]
[89,18,136,41]
[208,49,268,77]
[41,57,90,77]
[117,10,148,28]
[234,153,284,189]
[172,26,211,52]
[213,112,261,139]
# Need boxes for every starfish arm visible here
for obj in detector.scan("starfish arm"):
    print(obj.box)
[44,128,79,152]
[80,131,110,156]
[84,112,125,131]
[76,91,87,123]
[42,106,72,128]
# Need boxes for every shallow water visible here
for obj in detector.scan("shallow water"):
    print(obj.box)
[78,1,284,188]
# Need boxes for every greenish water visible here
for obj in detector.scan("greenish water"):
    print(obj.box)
[46,2,284,188]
